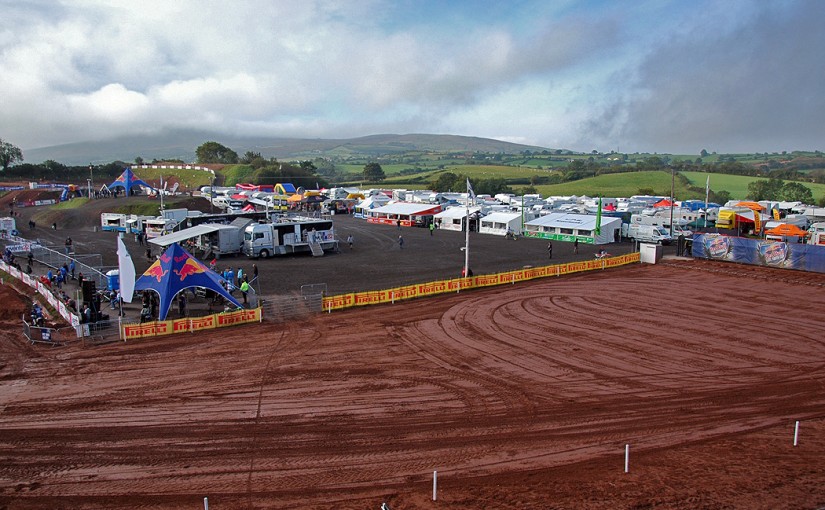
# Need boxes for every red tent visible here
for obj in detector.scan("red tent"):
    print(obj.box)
[653,199,673,208]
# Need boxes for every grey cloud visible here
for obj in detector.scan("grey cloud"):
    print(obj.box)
[588,0,825,153]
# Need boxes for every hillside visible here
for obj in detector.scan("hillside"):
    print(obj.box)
[23,131,549,165]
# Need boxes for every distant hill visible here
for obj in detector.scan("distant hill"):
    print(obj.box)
[23,131,551,165]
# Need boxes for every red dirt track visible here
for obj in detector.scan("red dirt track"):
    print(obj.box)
[1,261,825,509]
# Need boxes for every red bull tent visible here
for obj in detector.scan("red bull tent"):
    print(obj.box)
[107,167,155,196]
[134,243,242,320]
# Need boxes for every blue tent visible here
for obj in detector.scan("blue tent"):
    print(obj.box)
[134,243,243,320]
[107,167,155,196]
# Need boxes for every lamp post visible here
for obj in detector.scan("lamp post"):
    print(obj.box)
[210,173,215,214]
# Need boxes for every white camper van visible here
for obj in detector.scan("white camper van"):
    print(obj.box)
[626,224,673,245]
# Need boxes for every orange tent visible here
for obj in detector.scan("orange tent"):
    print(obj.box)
[653,199,673,208]
[735,201,766,212]
[764,223,808,237]
[287,193,304,203]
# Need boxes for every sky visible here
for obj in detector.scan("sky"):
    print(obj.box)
[2,0,823,155]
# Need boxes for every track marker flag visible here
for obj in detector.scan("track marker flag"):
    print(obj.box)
[594,196,602,236]
[117,237,136,303]
[466,178,476,204]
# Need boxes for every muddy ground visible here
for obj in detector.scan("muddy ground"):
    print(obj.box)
[1,191,824,509]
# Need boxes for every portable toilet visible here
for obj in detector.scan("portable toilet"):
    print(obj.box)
[106,269,120,291]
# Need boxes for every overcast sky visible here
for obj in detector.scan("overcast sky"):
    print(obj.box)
[2,0,823,154]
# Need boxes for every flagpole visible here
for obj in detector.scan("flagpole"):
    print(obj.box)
[464,187,470,277]
[704,175,709,228]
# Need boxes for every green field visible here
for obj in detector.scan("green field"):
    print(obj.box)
[533,171,687,199]
[681,171,825,201]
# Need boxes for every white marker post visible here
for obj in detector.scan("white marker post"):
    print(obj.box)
[794,420,800,446]
[433,470,437,501]
[624,444,630,473]
[203,496,209,510]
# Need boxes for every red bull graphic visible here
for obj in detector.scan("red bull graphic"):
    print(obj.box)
[144,261,168,282]
[175,258,206,281]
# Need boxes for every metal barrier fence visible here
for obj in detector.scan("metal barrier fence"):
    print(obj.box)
[260,292,323,322]
[2,233,109,290]
[21,316,82,346]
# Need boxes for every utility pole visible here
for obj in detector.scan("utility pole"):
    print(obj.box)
[88,163,93,199]
[669,167,675,237]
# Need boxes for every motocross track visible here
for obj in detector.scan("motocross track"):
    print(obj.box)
[1,259,825,509]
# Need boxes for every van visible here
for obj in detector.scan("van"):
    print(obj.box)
[626,224,673,245]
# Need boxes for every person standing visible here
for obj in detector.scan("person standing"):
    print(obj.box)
[64,237,72,254]
[547,241,553,259]
[347,234,354,249]
[429,222,435,236]
[178,292,187,317]
[398,235,404,249]
[69,259,76,280]
[573,238,578,254]
[240,279,250,306]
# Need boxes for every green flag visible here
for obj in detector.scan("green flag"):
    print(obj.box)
[594,196,602,236]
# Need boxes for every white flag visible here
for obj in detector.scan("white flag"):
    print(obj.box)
[466,178,476,204]
[116,237,136,303]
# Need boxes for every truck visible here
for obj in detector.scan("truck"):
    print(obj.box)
[625,224,673,245]
[243,216,337,258]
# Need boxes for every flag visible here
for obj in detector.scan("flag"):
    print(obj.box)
[772,208,780,220]
[117,237,136,303]
[466,178,476,204]
[594,196,602,236]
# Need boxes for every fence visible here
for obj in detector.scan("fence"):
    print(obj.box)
[260,292,324,322]
[2,233,109,290]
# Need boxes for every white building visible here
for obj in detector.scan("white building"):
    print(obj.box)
[479,211,535,236]
[524,213,622,244]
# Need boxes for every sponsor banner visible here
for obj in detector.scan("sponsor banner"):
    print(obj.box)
[216,307,260,327]
[694,234,825,273]
[22,273,36,288]
[9,266,21,279]
[0,260,6,272]
[366,217,411,227]
[123,321,172,340]
[190,315,217,330]
[324,253,641,313]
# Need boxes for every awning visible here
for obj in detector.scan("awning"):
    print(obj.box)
[149,224,236,247]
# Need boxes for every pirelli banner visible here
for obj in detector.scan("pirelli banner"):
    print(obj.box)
[121,307,262,340]
[323,252,640,311]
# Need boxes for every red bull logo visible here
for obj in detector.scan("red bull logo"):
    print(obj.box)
[175,258,205,281]
[144,261,168,282]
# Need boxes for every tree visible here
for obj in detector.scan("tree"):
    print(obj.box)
[362,162,385,182]
[0,139,23,171]
[195,141,239,164]
[781,182,814,203]
[430,172,460,192]
[747,178,784,201]
[700,149,709,158]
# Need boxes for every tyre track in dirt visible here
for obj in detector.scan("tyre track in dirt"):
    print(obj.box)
[2,262,825,508]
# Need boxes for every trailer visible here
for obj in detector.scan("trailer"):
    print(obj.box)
[243,216,336,258]
[100,212,127,232]
[149,219,252,259]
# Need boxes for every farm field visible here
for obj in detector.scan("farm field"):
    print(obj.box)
[1,260,824,509]
[681,171,825,202]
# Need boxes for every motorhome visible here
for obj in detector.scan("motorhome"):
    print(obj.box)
[808,223,825,246]
[143,218,176,239]
[243,217,336,257]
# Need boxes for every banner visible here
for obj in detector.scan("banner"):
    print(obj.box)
[323,252,641,311]
[694,234,825,273]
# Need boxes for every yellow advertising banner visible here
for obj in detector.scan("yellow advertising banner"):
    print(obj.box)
[322,253,641,312]
[122,308,261,341]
